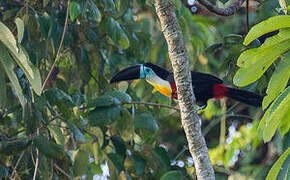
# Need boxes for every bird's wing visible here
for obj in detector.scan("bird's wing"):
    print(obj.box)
[190,71,223,85]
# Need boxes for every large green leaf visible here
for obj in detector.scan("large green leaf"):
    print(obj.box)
[15,17,24,44]
[88,106,121,126]
[266,148,290,180]
[263,52,290,109]
[0,21,42,95]
[234,29,290,86]
[263,86,290,142]
[0,43,26,106]
[244,15,290,45]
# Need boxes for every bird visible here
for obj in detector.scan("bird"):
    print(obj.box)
[110,63,263,109]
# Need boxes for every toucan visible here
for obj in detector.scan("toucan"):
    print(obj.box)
[110,63,263,109]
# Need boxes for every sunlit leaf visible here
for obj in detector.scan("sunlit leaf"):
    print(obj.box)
[266,148,290,180]
[0,21,18,53]
[263,87,290,142]
[234,29,290,86]
[48,125,65,146]
[70,2,81,22]
[263,52,290,109]
[244,15,290,45]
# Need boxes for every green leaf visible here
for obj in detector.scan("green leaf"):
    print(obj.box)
[15,18,24,44]
[234,29,290,86]
[0,21,42,95]
[266,148,290,180]
[70,2,81,22]
[0,43,26,106]
[90,0,102,23]
[0,138,32,155]
[43,0,50,7]
[131,154,146,176]
[0,65,7,108]
[48,125,65,146]
[23,103,41,135]
[69,123,87,143]
[160,170,183,180]
[244,15,290,46]
[263,53,290,109]
[107,90,132,103]
[263,87,290,142]
[152,146,171,171]
[107,18,130,49]
[280,109,290,135]
[34,135,65,159]
[107,153,125,174]
[0,21,18,53]
[111,136,126,157]
[277,153,290,180]
[0,164,9,178]
[87,95,120,108]
[88,106,121,126]
[134,113,159,133]
[116,109,134,141]
[73,149,89,177]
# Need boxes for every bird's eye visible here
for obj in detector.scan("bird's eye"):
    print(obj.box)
[146,69,150,73]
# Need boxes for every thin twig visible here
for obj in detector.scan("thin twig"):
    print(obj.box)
[32,149,39,180]
[50,160,54,180]
[40,0,70,93]
[10,151,25,179]
[197,0,246,16]
[54,163,73,180]
[123,101,180,111]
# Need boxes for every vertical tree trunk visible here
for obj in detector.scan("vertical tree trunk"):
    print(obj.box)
[153,0,215,179]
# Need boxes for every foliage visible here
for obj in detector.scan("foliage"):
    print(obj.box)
[0,0,289,179]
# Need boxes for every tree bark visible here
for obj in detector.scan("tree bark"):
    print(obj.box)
[153,0,215,179]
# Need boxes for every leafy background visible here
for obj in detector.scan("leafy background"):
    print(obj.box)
[0,0,289,179]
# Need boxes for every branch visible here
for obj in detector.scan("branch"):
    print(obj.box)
[54,163,73,180]
[123,101,180,111]
[197,0,246,16]
[40,0,70,93]
[154,0,215,179]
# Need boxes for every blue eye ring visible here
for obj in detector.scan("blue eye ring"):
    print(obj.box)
[140,64,146,79]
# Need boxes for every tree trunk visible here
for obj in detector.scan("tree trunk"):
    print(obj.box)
[153,0,215,179]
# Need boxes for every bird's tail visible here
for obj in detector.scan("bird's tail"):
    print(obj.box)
[226,87,263,107]
[212,84,263,107]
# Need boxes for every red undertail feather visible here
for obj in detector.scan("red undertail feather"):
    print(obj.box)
[213,84,229,99]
